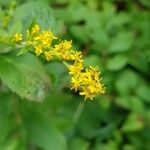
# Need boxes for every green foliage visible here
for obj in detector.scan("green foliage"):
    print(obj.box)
[0,0,150,150]
[12,1,56,31]
[0,53,50,101]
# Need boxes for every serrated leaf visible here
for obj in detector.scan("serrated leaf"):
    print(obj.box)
[0,53,50,101]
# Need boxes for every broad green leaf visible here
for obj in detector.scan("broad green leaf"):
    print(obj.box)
[84,55,101,67]
[70,25,89,43]
[139,0,150,7]
[108,32,133,53]
[27,118,67,150]
[12,1,55,32]
[114,12,131,26]
[17,46,33,56]
[0,0,13,7]
[123,144,135,150]
[136,84,150,103]
[106,55,128,71]
[122,113,144,132]
[129,52,149,74]
[115,96,144,114]
[115,70,138,95]
[0,94,12,144]
[46,62,68,88]
[88,28,109,47]
[93,141,118,150]
[67,2,87,23]
[1,138,19,150]
[69,138,89,150]
[0,53,50,101]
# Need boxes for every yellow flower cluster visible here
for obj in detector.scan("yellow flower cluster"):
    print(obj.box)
[12,24,105,100]
[69,66,105,99]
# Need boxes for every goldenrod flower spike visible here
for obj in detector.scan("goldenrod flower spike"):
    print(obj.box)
[12,24,105,100]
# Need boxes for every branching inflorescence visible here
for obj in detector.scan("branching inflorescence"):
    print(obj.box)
[13,24,105,100]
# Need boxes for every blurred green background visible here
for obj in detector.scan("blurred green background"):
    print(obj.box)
[0,0,150,150]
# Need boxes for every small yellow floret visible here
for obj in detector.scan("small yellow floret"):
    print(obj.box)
[34,45,43,56]
[67,61,83,75]
[54,40,72,52]
[45,51,53,61]
[14,33,22,42]
[34,31,57,48]
[31,24,40,34]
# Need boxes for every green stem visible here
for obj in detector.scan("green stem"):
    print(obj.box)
[73,101,85,124]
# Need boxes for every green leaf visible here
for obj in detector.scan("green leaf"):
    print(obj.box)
[46,62,68,88]
[106,55,128,71]
[129,52,149,74]
[115,96,144,114]
[115,70,138,95]
[67,2,87,23]
[139,0,150,7]
[0,0,12,7]
[122,113,144,132]
[28,118,67,150]
[0,53,50,101]
[93,141,118,150]
[12,1,55,32]
[69,138,89,150]
[136,84,150,103]
[70,25,89,43]
[1,138,19,150]
[108,32,133,53]
[86,26,109,47]
[84,55,101,67]
[123,144,135,150]
[17,47,31,56]
[0,94,12,144]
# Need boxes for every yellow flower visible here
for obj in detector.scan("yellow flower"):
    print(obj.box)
[60,50,72,60]
[54,40,72,52]
[87,66,100,81]
[31,24,40,34]
[69,65,105,100]
[69,51,83,62]
[34,45,43,56]
[53,40,73,60]
[70,76,82,91]
[34,31,57,48]
[14,33,22,42]
[79,90,94,100]
[79,83,103,100]
[67,61,83,75]
[45,51,53,61]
